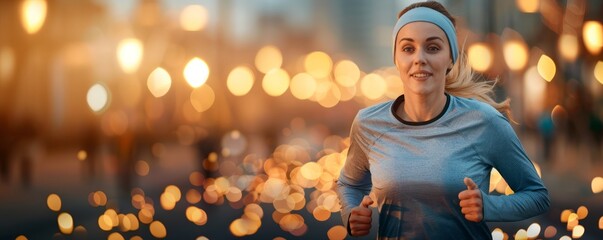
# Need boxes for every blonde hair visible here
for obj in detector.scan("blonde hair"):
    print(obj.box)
[445,52,514,121]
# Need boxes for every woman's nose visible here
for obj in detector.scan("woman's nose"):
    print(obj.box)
[413,49,427,65]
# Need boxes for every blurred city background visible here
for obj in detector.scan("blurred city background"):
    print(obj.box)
[0,0,602,239]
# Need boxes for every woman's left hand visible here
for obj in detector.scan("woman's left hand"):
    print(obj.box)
[458,177,483,222]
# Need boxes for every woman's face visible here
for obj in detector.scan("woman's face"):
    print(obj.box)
[395,21,452,97]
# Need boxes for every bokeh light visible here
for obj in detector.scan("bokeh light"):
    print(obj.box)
[514,229,527,240]
[77,150,87,161]
[150,221,167,238]
[117,38,143,74]
[147,67,172,97]
[502,29,529,71]
[491,228,504,240]
[516,0,539,13]
[88,191,108,207]
[558,34,579,61]
[592,176,603,193]
[577,206,588,219]
[47,194,61,212]
[315,81,341,108]
[360,73,387,100]
[87,83,109,113]
[583,21,603,55]
[255,45,282,74]
[262,68,290,96]
[227,66,255,96]
[180,5,209,31]
[20,0,47,34]
[186,206,208,225]
[537,54,556,82]
[190,84,215,112]
[222,130,247,156]
[327,225,347,240]
[290,73,317,100]
[57,212,74,234]
[523,66,546,115]
[544,225,557,238]
[304,51,333,79]
[526,223,541,239]
[184,57,210,88]
[334,60,360,87]
[135,160,150,176]
[595,61,603,85]
[468,43,493,72]
[572,225,585,238]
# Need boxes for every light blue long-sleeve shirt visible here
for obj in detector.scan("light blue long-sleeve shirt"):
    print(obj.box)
[336,94,550,239]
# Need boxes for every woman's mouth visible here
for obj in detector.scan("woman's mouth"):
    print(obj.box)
[410,72,432,79]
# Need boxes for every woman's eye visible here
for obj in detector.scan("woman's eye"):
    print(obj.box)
[402,46,414,52]
[427,46,440,52]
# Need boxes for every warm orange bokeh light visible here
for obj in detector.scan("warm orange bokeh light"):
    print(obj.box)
[227,66,255,96]
[87,83,109,113]
[360,73,386,100]
[150,221,167,238]
[180,5,209,31]
[583,21,603,55]
[57,213,74,234]
[117,38,143,74]
[595,61,603,85]
[262,68,290,97]
[255,45,282,74]
[47,194,61,212]
[558,34,579,61]
[468,43,493,72]
[290,73,317,100]
[502,28,529,71]
[189,84,215,112]
[147,67,172,97]
[304,51,333,79]
[334,60,360,87]
[516,0,539,13]
[20,0,47,34]
[184,57,210,88]
[537,54,556,82]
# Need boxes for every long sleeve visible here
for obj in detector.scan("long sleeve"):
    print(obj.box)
[335,114,372,232]
[480,113,550,221]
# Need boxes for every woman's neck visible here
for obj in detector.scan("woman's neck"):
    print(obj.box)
[398,92,447,122]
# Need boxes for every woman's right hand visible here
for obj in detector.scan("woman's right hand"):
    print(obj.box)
[349,195,374,236]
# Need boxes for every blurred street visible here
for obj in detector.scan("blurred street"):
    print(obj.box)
[0,132,602,239]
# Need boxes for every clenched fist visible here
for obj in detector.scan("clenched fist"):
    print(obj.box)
[458,177,483,222]
[349,195,373,236]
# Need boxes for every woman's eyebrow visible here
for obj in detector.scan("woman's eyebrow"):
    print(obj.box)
[399,36,444,44]
[399,37,414,42]
[426,36,445,42]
